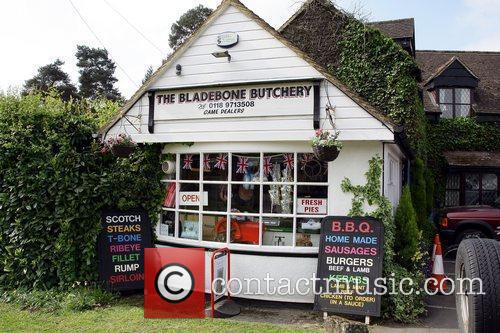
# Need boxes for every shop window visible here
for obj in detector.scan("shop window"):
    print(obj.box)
[204,184,227,212]
[297,186,328,215]
[262,217,293,246]
[229,215,259,245]
[232,153,260,182]
[202,214,226,243]
[296,218,321,247]
[263,185,294,214]
[297,153,328,183]
[159,152,330,250]
[203,153,228,181]
[159,211,175,237]
[231,184,260,213]
[179,212,199,240]
[180,153,200,180]
[263,153,295,182]
[179,183,200,210]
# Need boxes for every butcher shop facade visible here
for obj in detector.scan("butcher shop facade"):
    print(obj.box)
[102,0,406,303]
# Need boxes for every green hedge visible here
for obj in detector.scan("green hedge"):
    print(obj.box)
[0,93,163,289]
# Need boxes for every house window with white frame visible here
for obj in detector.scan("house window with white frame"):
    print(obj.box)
[159,152,329,250]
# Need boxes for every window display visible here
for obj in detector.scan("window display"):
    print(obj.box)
[179,212,199,240]
[159,152,330,249]
[202,214,226,242]
[262,217,293,246]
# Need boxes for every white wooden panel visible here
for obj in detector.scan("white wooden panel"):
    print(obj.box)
[106,5,394,144]
[161,57,314,78]
[194,29,272,46]
[154,67,319,89]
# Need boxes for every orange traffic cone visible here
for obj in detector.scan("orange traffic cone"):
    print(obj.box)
[430,234,440,272]
[427,239,448,293]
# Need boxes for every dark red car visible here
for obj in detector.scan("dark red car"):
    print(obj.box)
[438,197,500,245]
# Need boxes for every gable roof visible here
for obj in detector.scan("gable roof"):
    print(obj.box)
[101,0,395,136]
[367,18,414,40]
[416,50,500,114]
[423,56,479,86]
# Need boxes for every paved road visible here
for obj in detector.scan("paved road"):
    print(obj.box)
[373,259,458,333]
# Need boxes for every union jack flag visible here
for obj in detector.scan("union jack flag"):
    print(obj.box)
[214,153,228,170]
[236,156,249,174]
[300,154,314,170]
[263,156,273,176]
[283,153,294,170]
[203,154,211,171]
[182,154,193,170]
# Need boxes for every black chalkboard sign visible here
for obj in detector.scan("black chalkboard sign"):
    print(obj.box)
[314,216,384,317]
[98,208,152,291]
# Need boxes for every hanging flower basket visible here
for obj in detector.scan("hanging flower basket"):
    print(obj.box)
[313,145,341,162]
[102,133,136,158]
[311,129,342,162]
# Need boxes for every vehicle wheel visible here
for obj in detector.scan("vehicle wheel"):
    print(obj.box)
[457,229,488,244]
[455,239,500,333]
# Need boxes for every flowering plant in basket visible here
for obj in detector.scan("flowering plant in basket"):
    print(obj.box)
[101,133,136,157]
[311,129,342,162]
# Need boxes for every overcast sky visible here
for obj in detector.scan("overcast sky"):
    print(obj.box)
[1,0,499,98]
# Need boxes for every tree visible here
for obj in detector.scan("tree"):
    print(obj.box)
[394,186,420,269]
[23,59,78,101]
[168,5,213,50]
[411,158,433,238]
[142,65,154,84]
[76,45,122,101]
[425,168,435,216]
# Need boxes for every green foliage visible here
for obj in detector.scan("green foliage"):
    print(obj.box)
[23,59,78,101]
[142,65,154,84]
[426,117,500,203]
[382,263,426,322]
[425,168,435,215]
[342,156,425,322]
[1,286,117,312]
[410,158,433,238]
[394,186,420,270]
[76,45,122,102]
[0,92,163,289]
[335,20,426,156]
[169,5,213,50]
[341,155,394,270]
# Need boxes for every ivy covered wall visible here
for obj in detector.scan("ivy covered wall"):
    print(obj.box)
[281,0,426,156]
[426,117,500,202]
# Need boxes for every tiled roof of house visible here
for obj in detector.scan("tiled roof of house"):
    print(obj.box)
[416,50,500,114]
[444,151,500,168]
[367,18,415,39]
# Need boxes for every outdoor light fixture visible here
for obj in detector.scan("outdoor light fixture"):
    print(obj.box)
[211,50,231,62]
[176,64,182,76]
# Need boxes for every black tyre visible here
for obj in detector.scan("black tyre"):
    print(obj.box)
[455,238,500,333]
[456,229,488,244]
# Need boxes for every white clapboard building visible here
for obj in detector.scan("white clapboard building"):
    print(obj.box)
[102,0,406,302]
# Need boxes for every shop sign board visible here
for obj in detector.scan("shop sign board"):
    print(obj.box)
[314,216,384,317]
[297,198,327,215]
[98,208,152,290]
[154,81,315,120]
[179,191,208,206]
